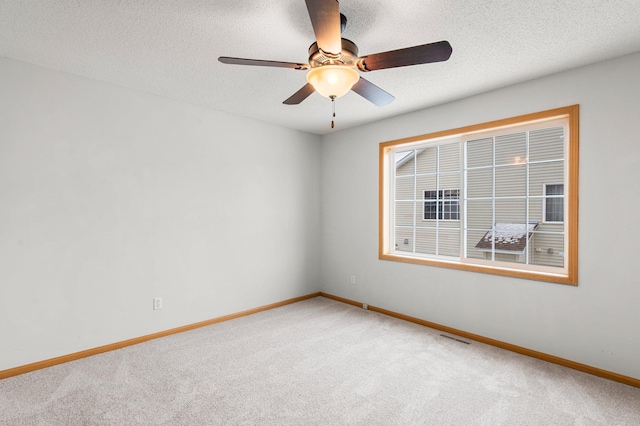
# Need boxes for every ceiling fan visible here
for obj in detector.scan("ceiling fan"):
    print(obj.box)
[218,0,452,124]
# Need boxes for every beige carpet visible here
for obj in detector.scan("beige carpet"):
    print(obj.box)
[1,296,639,425]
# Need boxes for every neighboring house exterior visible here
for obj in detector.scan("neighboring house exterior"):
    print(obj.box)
[393,126,565,268]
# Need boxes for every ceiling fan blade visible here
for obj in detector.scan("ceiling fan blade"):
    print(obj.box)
[305,0,342,55]
[351,77,394,106]
[358,41,452,72]
[283,83,316,105]
[219,57,309,70]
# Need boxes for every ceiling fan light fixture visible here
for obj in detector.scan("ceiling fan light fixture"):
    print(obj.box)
[306,65,360,99]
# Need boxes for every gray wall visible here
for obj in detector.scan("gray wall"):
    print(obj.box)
[321,52,640,379]
[2,51,639,381]
[0,58,322,371]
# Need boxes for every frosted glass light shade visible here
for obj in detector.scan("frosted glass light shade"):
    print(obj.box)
[306,65,360,99]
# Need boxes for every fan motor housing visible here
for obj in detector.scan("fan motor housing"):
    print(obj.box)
[308,38,358,68]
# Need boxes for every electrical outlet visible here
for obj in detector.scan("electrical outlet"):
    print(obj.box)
[350,275,356,285]
[153,297,162,310]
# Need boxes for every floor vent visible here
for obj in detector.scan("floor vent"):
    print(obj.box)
[440,334,471,344]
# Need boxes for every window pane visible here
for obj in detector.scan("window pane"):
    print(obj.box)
[395,176,414,201]
[439,143,461,172]
[442,201,452,220]
[530,127,564,162]
[451,200,460,220]
[466,229,489,260]
[466,199,493,230]
[438,228,460,257]
[495,198,527,224]
[495,132,526,166]
[424,201,437,220]
[530,231,565,267]
[395,201,416,227]
[529,197,565,267]
[546,197,564,222]
[466,138,493,168]
[544,183,564,222]
[395,151,415,176]
[529,161,564,197]
[546,184,564,195]
[415,228,436,255]
[439,173,460,191]
[466,168,493,199]
[415,147,437,175]
[416,175,437,201]
[395,228,413,253]
[495,164,526,198]
[529,198,544,224]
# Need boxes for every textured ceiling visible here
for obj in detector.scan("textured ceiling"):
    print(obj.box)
[2,0,640,135]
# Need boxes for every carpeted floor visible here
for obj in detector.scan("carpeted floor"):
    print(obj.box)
[1,296,639,425]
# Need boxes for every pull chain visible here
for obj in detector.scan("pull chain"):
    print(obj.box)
[330,95,336,129]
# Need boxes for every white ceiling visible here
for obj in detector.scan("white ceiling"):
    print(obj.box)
[2,0,640,135]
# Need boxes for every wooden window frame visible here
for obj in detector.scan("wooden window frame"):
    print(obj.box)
[379,105,579,285]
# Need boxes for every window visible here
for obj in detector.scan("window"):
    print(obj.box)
[379,105,579,285]
[544,184,564,222]
[424,190,460,220]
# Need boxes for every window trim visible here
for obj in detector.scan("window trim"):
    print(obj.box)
[379,105,579,285]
